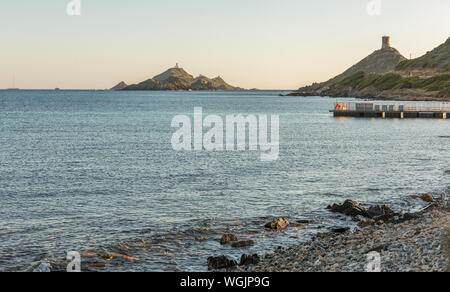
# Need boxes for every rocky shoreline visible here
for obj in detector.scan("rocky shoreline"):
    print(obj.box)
[209,195,449,272]
[287,91,450,102]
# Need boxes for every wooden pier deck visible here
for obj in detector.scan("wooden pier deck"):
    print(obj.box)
[331,102,450,119]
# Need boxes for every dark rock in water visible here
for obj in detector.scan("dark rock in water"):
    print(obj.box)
[231,240,255,248]
[373,212,398,222]
[239,254,260,266]
[265,218,290,230]
[395,213,419,223]
[367,204,394,218]
[207,256,237,270]
[410,194,434,203]
[327,200,369,217]
[331,227,350,233]
[220,234,238,245]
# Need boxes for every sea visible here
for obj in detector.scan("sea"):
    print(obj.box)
[0,90,449,271]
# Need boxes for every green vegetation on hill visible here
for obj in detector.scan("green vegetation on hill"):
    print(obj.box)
[396,37,450,72]
[338,71,450,93]
[298,46,406,92]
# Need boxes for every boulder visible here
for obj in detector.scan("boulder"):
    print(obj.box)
[207,256,237,270]
[265,218,290,230]
[220,234,238,245]
[367,204,394,218]
[239,254,260,266]
[395,213,419,223]
[327,200,369,217]
[410,194,434,203]
[231,240,255,248]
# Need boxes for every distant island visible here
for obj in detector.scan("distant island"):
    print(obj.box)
[289,36,450,100]
[111,64,244,91]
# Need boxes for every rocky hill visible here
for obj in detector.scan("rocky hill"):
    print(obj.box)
[296,37,406,93]
[116,66,243,91]
[110,81,128,91]
[290,36,450,100]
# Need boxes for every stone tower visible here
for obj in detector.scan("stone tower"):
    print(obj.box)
[382,36,391,49]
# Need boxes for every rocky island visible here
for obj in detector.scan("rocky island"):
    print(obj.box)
[111,64,244,91]
[289,36,450,100]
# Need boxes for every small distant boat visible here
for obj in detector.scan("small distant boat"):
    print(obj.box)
[55,88,60,91]
[8,74,19,90]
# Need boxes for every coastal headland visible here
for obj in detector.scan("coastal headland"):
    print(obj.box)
[289,36,450,101]
[111,65,244,91]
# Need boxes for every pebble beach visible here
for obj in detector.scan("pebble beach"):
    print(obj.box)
[236,203,449,272]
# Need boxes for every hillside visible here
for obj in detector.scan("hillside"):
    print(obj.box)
[118,65,243,91]
[152,67,194,83]
[325,71,450,99]
[290,36,450,100]
[396,37,450,77]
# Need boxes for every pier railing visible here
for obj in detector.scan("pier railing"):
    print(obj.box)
[334,102,450,112]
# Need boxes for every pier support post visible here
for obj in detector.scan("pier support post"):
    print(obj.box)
[382,112,386,119]
[400,112,404,119]
[443,113,447,119]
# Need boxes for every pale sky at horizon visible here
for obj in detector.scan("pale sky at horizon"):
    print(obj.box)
[0,0,449,90]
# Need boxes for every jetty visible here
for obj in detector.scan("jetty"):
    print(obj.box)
[331,102,450,119]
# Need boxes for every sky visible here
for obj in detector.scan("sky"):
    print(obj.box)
[0,0,449,90]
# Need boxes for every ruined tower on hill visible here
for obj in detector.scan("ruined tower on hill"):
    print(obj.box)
[382,36,391,49]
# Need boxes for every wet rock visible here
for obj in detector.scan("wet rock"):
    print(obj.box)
[232,240,255,248]
[410,194,434,203]
[207,256,237,270]
[395,213,419,223]
[220,234,238,245]
[331,227,350,233]
[373,213,398,222]
[239,254,260,266]
[367,204,394,218]
[265,218,290,230]
[97,251,113,261]
[327,200,369,217]
[358,219,376,228]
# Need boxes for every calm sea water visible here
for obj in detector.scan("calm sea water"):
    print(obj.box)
[1,90,449,271]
